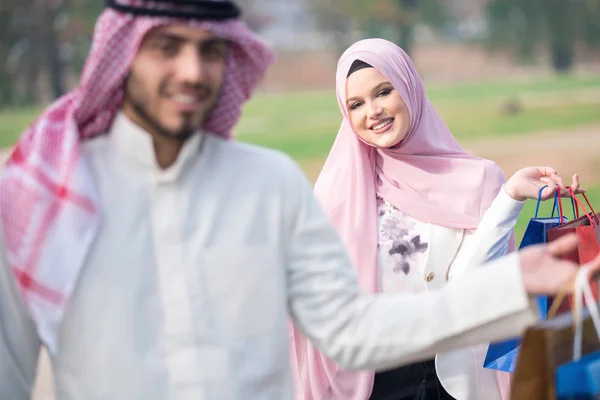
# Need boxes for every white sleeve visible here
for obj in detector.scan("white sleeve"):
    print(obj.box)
[449,185,525,281]
[283,161,538,370]
[0,222,42,399]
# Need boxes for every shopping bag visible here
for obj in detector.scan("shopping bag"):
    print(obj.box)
[519,186,571,250]
[510,269,600,400]
[555,270,600,400]
[547,188,600,313]
[556,350,600,399]
[483,186,568,372]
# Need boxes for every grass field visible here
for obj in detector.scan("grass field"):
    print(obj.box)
[514,185,600,242]
[2,74,600,154]
[233,74,600,159]
[2,74,600,241]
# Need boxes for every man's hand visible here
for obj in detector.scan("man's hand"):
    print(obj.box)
[519,233,600,295]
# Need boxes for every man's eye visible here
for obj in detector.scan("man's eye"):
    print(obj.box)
[202,43,228,60]
[155,41,179,57]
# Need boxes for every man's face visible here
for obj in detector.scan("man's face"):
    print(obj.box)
[123,25,229,142]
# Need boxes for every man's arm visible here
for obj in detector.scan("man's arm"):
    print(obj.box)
[282,159,538,371]
[0,223,43,398]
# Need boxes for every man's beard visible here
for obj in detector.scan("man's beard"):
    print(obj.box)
[124,75,218,143]
[128,96,198,143]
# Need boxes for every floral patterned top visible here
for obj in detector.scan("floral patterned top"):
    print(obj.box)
[378,198,430,294]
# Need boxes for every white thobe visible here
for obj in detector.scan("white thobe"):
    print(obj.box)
[0,112,538,399]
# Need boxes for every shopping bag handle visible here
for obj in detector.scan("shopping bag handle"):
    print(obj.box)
[570,187,599,225]
[558,187,598,226]
[534,185,557,218]
[548,268,600,360]
[548,272,577,319]
[574,269,600,360]
[570,186,599,224]
[536,185,575,219]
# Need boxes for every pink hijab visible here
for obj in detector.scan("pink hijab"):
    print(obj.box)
[290,38,513,399]
[0,0,274,355]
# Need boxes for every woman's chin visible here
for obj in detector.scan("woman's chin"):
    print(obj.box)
[374,137,402,149]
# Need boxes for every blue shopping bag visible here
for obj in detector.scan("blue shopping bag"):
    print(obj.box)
[555,270,600,400]
[556,350,600,400]
[483,186,572,372]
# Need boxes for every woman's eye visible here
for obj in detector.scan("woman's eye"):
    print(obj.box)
[377,89,392,97]
[350,102,363,110]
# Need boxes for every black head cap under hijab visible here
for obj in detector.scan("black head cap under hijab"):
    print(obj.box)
[347,59,373,78]
[105,0,241,21]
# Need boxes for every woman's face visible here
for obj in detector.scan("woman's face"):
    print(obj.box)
[345,67,410,148]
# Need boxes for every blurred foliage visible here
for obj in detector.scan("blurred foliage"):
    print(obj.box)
[486,0,600,72]
[307,0,447,56]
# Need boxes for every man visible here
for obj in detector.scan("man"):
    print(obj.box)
[0,1,597,399]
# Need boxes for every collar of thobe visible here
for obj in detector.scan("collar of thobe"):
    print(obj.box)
[106,111,205,183]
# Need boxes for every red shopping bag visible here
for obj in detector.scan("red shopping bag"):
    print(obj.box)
[547,188,600,313]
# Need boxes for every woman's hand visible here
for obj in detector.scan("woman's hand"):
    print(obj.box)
[504,167,584,202]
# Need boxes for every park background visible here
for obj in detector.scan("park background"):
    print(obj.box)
[1,0,599,398]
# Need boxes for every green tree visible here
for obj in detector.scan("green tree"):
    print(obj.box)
[486,0,600,73]
[0,12,15,107]
[0,0,24,107]
[308,0,446,56]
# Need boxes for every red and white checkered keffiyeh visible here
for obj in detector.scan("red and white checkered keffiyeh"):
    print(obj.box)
[0,3,274,354]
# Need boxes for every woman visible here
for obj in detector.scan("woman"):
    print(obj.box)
[290,38,581,400]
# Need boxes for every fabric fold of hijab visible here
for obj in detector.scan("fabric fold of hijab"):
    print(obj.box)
[290,38,510,400]
[0,0,275,354]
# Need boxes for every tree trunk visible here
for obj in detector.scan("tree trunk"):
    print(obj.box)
[23,24,42,104]
[0,13,15,107]
[550,45,574,73]
[0,58,14,108]
[40,1,66,99]
[397,0,418,56]
[547,0,574,73]
[398,24,414,56]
